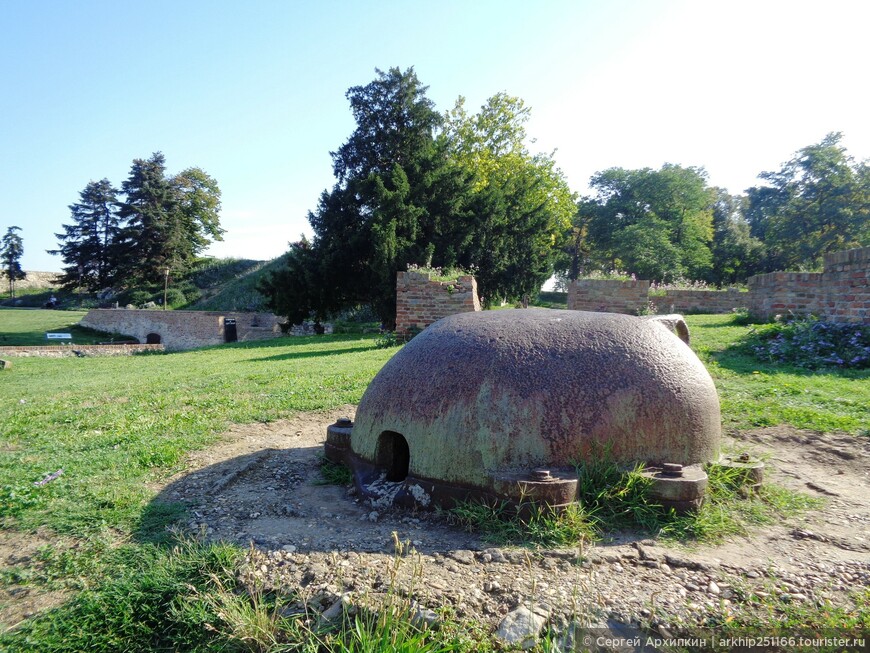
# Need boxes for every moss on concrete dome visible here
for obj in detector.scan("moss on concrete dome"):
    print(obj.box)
[351,309,721,492]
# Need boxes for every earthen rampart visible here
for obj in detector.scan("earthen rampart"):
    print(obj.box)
[15,271,61,290]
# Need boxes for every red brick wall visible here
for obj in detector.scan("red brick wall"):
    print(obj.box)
[564,247,869,324]
[748,247,870,323]
[395,271,481,335]
[659,288,749,314]
[567,279,650,314]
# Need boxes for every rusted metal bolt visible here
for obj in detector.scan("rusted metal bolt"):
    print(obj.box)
[661,463,684,477]
[530,468,552,481]
[336,417,353,427]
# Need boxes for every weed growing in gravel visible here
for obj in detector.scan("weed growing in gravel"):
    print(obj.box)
[658,464,822,541]
[449,501,595,548]
[707,583,870,651]
[316,457,354,486]
[200,536,493,653]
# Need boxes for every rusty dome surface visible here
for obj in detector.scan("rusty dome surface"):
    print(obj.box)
[350,309,721,503]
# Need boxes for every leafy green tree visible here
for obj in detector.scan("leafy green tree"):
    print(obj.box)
[1,226,26,297]
[172,166,225,252]
[443,93,576,304]
[49,179,120,291]
[746,132,870,271]
[707,189,764,285]
[584,164,715,282]
[114,153,223,285]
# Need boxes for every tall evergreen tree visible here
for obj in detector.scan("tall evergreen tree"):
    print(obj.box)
[114,153,223,285]
[114,153,179,284]
[49,179,120,290]
[264,67,470,329]
[1,226,26,297]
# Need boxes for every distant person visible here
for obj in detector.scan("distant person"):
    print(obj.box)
[46,294,58,309]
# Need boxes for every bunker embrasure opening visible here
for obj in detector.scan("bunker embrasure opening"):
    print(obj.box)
[376,431,410,482]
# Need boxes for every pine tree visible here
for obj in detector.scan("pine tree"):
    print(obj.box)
[49,179,120,290]
[268,67,469,329]
[113,153,224,286]
[1,226,26,297]
[114,153,179,285]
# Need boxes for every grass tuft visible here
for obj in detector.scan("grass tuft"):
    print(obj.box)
[316,457,354,486]
[450,453,821,547]
[1,538,242,652]
[449,501,595,548]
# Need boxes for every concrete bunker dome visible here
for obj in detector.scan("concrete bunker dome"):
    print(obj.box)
[336,309,722,509]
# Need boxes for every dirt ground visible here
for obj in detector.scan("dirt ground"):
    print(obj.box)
[3,406,869,639]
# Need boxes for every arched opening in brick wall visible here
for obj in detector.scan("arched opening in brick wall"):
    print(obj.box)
[376,431,410,482]
[145,333,161,344]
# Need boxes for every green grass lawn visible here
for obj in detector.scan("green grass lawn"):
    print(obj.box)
[0,333,396,537]
[0,308,109,346]
[0,309,867,650]
[687,313,869,434]
[4,310,862,540]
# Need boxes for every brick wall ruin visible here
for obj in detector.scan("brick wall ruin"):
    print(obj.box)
[748,247,870,323]
[395,271,481,335]
[80,309,281,350]
[566,279,650,314]
[658,288,748,315]
[566,246,870,324]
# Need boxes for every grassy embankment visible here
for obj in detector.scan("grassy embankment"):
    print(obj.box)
[0,309,867,650]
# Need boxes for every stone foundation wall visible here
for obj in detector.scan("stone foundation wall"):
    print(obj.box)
[80,309,281,350]
[0,344,163,357]
[395,271,481,335]
[567,279,650,314]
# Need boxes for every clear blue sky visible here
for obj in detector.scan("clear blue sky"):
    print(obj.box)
[2,0,868,272]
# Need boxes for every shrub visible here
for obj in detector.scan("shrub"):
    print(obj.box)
[375,331,401,349]
[122,289,154,307]
[746,315,870,369]
[163,287,187,308]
